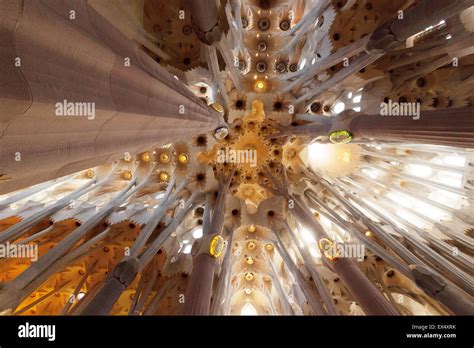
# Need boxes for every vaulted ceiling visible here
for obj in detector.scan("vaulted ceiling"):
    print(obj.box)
[0,0,473,316]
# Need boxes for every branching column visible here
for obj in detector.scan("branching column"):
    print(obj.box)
[292,194,399,315]
[368,0,474,52]
[182,170,233,315]
[266,170,398,315]
[0,0,219,194]
[330,107,474,148]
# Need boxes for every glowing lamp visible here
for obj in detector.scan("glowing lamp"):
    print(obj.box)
[85,169,95,178]
[122,171,132,180]
[254,80,266,92]
[141,152,151,162]
[159,153,170,164]
[178,153,189,164]
[158,171,170,182]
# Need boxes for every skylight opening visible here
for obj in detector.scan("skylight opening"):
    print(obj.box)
[240,302,258,315]
[333,101,345,114]
[192,227,203,239]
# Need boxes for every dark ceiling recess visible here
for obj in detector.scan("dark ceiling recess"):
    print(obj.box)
[182,24,192,35]
[279,19,290,31]
[276,61,287,73]
[310,102,321,113]
[259,0,270,10]
[257,41,267,52]
[256,61,267,73]
[258,18,270,31]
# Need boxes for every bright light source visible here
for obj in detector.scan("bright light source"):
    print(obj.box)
[406,164,432,178]
[300,227,316,244]
[299,58,307,70]
[309,246,321,258]
[428,190,464,209]
[77,292,86,300]
[320,215,332,230]
[347,92,353,99]
[240,302,258,315]
[352,94,361,103]
[362,168,379,179]
[437,172,463,188]
[353,106,361,112]
[387,192,412,209]
[446,35,452,40]
[192,227,203,239]
[413,199,449,221]
[182,244,193,254]
[342,151,351,163]
[308,142,359,177]
[311,57,316,65]
[333,101,345,114]
[396,209,426,229]
[443,154,465,167]
[308,143,329,160]
[254,80,266,92]
[155,192,166,199]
